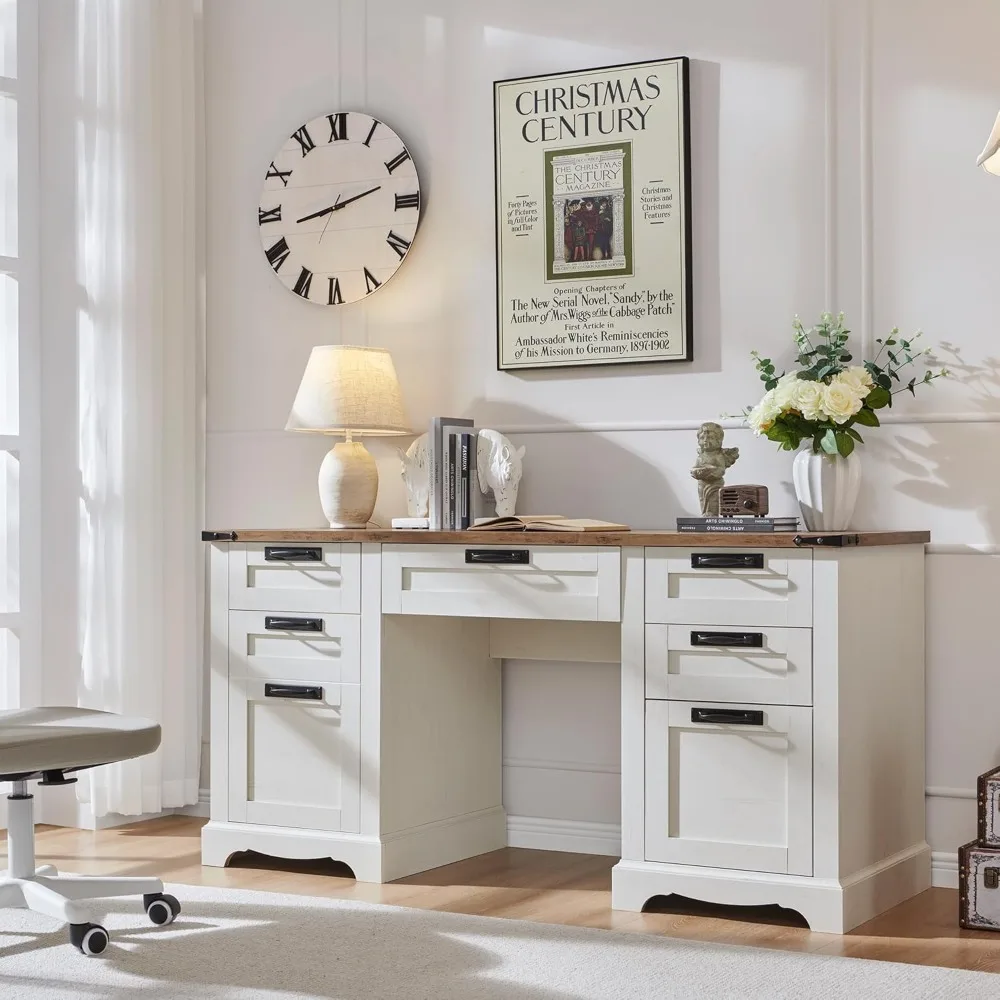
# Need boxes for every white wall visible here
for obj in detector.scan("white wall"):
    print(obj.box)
[204,0,1000,869]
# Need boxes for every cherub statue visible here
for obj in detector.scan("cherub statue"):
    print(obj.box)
[691,422,739,516]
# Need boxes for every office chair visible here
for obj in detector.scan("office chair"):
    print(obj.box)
[0,707,181,955]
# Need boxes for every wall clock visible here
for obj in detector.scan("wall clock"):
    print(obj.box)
[258,112,421,305]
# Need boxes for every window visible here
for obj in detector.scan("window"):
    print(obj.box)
[0,0,38,711]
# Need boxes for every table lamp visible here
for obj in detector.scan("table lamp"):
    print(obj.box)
[978,111,1000,174]
[286,345,411,528]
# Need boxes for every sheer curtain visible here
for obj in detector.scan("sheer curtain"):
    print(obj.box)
[75,0,203,817]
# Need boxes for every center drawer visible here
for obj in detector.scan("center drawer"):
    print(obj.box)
[645,624,812,706]
[381,544,620,621]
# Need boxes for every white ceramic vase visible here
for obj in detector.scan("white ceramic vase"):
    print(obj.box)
[791,448,861,531]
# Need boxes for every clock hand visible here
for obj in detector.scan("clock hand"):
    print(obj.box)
[296,186,380,225]
[319,207,335,244]
[332,185,381,209]
[296,193,342,225]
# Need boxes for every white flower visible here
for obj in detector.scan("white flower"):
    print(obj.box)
[822,381,865,423]
[789,379,826,421]
[836,366,873,397]
[746,388,781,435]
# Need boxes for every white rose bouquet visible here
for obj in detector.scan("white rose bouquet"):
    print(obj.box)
[744,312,948,457]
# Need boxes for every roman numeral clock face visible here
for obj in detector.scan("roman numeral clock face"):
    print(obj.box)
[258,112,421,305]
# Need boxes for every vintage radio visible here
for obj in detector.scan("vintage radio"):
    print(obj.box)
[959,840,1000,930]
[718,485,769,517]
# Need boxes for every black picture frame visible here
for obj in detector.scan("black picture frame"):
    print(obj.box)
[493,56,693,372]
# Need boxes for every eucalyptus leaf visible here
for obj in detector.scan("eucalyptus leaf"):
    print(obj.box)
[821,429,839,455]
[835,430,855,457]
[866,386,891,409]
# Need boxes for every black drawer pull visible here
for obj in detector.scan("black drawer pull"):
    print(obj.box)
[690,631,764,648]
[691,552,764,570]
[691,707,764,726]
[465,549,530,565]
[264,616,323,632]
[264,546,322,562]
[264,683,323,701]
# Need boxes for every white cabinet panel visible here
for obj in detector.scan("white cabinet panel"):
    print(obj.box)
[229,610,361,685]
[382,544,620,622]
[645,624,812,706]
[229,543,361,614]
[228,679,360,833]
[644,700,812,875]
[645,548,812,627]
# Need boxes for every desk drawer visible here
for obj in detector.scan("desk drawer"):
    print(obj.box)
[381,544,620,621]
[645,625,812,706]
[645,699,812,875]
[228,678,360,834]
[229,543,360,614]
[645,548,812,626]
[228,611,361,685]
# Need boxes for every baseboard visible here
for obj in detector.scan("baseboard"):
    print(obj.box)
[932,851,959,889]
[506,815,621,856]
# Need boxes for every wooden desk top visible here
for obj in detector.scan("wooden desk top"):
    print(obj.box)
[203,528,930,548]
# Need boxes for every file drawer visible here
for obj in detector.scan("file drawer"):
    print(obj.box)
[228,678,360,833]
[645,624,812,706]
[644,548,812,627]
[645,699,813,875]
[229,543,361,614]
[381,544,620,621]
[228,610,361,685]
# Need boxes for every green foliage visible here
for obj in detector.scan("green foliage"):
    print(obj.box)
[750,351,783,391]
[791,313,854,382]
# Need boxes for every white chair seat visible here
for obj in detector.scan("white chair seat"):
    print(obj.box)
[0,707,160,776]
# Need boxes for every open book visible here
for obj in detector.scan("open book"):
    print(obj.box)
[469,515,630,532]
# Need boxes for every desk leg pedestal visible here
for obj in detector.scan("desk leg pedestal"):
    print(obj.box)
[200,807,508,884]
[204,542,507,882]
[610,844,932,935]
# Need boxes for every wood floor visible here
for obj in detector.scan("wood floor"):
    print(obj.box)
[8,816,1000,975]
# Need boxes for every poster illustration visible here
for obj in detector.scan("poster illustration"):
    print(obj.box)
[494,57,692,370]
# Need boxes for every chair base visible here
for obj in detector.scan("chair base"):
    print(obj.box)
[0,870,165,926]
[2,783,175,950]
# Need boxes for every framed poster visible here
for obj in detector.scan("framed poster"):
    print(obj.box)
[494,57,692,371]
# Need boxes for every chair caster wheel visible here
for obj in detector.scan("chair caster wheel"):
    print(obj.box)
[144,892,181,926]
[70,922,109,956]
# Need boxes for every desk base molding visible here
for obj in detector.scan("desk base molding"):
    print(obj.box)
[611,843,931,934]
[201,821,386,882]
[200,807,507,884]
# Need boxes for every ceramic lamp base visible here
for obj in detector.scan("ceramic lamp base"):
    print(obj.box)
[318,439,378,528]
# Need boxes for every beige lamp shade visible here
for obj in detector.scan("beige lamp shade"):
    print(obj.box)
[285,345,411,436]
[978,111,1000,175]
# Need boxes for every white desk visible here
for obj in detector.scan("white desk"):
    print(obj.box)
[202,528,929,933]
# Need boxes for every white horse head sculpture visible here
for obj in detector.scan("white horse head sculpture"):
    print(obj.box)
[397,433,429,518]
[477,429,525,518]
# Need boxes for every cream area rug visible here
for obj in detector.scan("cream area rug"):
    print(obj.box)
[0,883,994,999]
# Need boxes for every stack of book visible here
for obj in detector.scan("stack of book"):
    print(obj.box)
[428,416,483,530]
[676,516,799,533]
